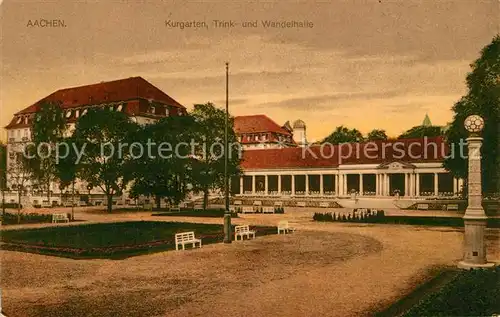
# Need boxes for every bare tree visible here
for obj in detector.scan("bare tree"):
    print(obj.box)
[7,152,32,223]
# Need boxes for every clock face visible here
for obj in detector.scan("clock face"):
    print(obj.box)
[464,115,484,133]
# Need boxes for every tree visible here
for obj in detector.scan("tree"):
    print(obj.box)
[0,143,7,217]
[130,115,195,209]
[7,152,32,223]
[398,125,443,139]
[366,129,388,141]
[190,103,241,209]
[25,102,67,203]
[322,126,364,144]
[73,108,137,212]
[56,135,79,220]
[444,35,500,195]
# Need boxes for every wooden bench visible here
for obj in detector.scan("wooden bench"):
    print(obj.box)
[193,204,203,211]
[296,201,306,207]
[143,203,153,211]
[274,201,283,207]
[262,206,274,214]
[319,202,329,208]
[417,204,429,210]
[277,220,295,234]
[42,201,51,208]
[234,225,256,241]
[78,201,87,207]
[446,204,459,211]
[242,206,253,214]
[175,231,202,250]
[52,213,69,223]
[234,200,242,205]
[253,200,262,206]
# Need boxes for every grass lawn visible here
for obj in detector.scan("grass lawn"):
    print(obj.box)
[378,267,500,316]
[1,221,277,259]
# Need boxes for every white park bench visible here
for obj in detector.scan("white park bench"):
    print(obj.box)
[274,201,283,207]
[175,231,202,250]
[42,200,51,208]
[229,205,236,213]
[262,206,275,214]
[253,200,262,206]
[242,206,254,214]
[447,204,459,211]
[277,220,296,234]
[52,213,69,223]
[78,201,87,207]
[234,225,256,241]
[357,208,368,213]
[296,201,306,207]
[417,204,429,210]
[319,202,329,208]
[234,200,242,205]
[143,203,153,211]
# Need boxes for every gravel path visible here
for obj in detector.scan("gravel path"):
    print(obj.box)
[1,210,499,317]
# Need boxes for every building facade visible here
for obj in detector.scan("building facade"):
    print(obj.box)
[4,77,186,206]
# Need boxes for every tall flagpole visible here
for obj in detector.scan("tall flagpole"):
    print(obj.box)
[223,62,232,243]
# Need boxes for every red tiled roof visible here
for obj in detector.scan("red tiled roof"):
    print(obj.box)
[241,137,448,170]
[6,77,185,129]
[16,77,185,115]
[234,115,292,136]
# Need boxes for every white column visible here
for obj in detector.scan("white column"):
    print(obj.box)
[291,175,295,196]
[458,178,464,195]
[416,173,420,196]
[319,174,324,195]
[252,175,255,195]
[277,175,282,194]
[305,174,309,195]
[434,173,439,196]
[404,173,409,197]
[385,174,390,196]
[376,174,380,196]
[359,174,363,195]
[335,174,339,196]
[409,174,415,197]
[264,175,268,195]
[344,174,348,195]
[239,176,243,195]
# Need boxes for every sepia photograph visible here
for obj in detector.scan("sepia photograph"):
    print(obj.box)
[0,1,499,316]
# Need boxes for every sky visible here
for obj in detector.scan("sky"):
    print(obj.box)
[1,0,498,142]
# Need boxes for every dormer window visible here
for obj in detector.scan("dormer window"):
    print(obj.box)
[16,117,22,124]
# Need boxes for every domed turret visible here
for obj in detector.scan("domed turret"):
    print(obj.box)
[293,119,306,129]
[292,119,307,146]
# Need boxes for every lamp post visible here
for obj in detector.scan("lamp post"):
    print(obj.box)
[458,115,495,269]
[223,62,232,244]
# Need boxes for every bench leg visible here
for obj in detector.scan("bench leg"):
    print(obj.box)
[176,244,179,251]
[182,244,185,250]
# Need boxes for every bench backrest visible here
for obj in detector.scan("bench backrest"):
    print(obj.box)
[417,204,429,210]
[278,220,289,228]
[234,200,242,205]
[447,204,459,210]
[235,225,250,233]
[242,206,253,212]
[253,201,262,206]
[274,201,283,206]
[263,206,274,212]
[175,231,196,243]
[297,201,306,207]
[52,213,68,220]
[319,202,329,208]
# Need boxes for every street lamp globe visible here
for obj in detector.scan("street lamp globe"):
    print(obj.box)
[464,115,485,134]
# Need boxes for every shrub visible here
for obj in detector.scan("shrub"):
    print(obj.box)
[1,212,52,225]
